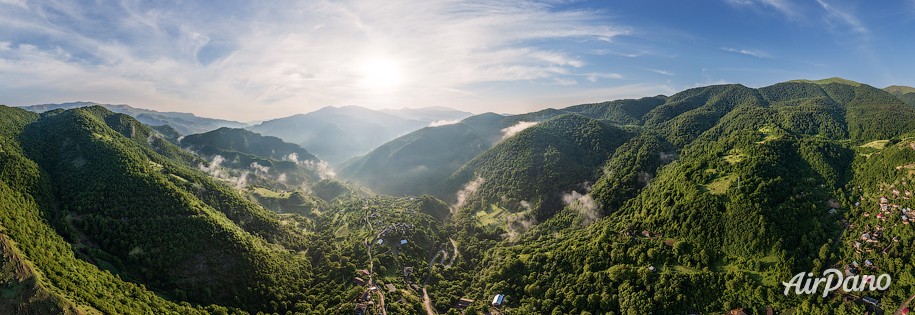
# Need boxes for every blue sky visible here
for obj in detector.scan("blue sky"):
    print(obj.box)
[1,0,914,121]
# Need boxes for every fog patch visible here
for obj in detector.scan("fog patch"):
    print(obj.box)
[250,162,270,177]
[502,200,536,242]
[199,155,227,177]
[285,152,336,180]
[660,151,677,163]
[562,188,600,225]
[638,171,653,187]
[452,175,484,213]
[235,171,249,188]
[303,160,336,180]
[428,119,459,127]
[198,155,250,188]
[500,121,538,140]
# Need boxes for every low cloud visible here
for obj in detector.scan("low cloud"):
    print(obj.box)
[286,152,337,180]
[428,119,460,127]
[500,121,538,140]
[502,202,537,242]
[452,175,484,213]
[303,160,336,180]
[199,154,250,188]
[250,161,270,177]
[562,187,600,225]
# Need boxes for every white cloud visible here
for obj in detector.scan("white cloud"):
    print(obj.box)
[725,0,799,19]
[501,121,538,140]
[428,119,460,127]
[0,0,26,8]
[552,77,578,86]
[562,189,600,225]
[644,68,674,76]
[583,72,624,82]
[720,47,771,59]
[0,0,629,120]
[815,0,868,35]
[452,175,484,213]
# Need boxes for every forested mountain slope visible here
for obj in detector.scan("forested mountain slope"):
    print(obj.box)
[248,105,472,165]
[20,101,246,135]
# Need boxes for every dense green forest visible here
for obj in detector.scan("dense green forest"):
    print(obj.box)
[4,79,915,314]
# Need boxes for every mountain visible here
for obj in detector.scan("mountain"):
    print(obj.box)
[8,78,915,314]
[463,80,915,314]
[19,101,246,135]
[379,106,473,122]
[340,96,666,197]
[885,85,915,107]
[0,104,454,314]
[248,105,473,165]
[181,127,320,163]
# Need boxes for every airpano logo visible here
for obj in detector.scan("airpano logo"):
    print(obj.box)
[783,269,891,297]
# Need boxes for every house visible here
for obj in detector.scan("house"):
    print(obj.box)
[400,239,408,246]
[354,303,367,315]
[492,294,505,306]
[881,196,889,204]
[845,265,858,276]
[353,277,366,286]
[454,298,474,309]
[729,309,748,315]
[385,283,396,293]
[377,239,384,245]
[862,296,879,307]
[403,266,414,277]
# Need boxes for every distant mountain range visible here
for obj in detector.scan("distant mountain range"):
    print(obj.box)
[17,102,474,165]
[18,101,248,135]
[247,105,473,165]
[7,78,915,313]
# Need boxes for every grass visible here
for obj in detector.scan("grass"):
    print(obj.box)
[757,126,781,144]
[705,174,737,195]
[475,204,506,227]
[168,174,188,183]
[251,187,290,199]
[861,140,889,150]
[723,149,744,164]
[673,265,699,274]
[790,77,861,86]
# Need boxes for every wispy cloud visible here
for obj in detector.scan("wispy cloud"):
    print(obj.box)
[642,68,674,76]
[725,0,799,19]
[815,0,869,35]
[0,0,630,120]
[580,72,624,82]
[720,47,772,59]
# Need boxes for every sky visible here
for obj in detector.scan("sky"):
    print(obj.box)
[1,0,914,121]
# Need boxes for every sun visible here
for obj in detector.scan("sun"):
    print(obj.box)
[359,57,403,90]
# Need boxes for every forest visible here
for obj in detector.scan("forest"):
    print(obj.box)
[2,79,915,314]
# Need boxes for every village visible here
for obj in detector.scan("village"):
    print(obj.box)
[840,181,915,315]
[348,198,504,315]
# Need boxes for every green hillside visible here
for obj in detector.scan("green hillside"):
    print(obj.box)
[447,114,633,220]
[7,78,915,314]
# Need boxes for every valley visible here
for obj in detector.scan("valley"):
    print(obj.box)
[3,79,915,314]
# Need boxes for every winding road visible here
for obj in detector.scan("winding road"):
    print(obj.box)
[421,238,460,315]
[895,293,915,315]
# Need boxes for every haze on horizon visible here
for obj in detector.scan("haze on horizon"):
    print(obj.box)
[1,0,914,121]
